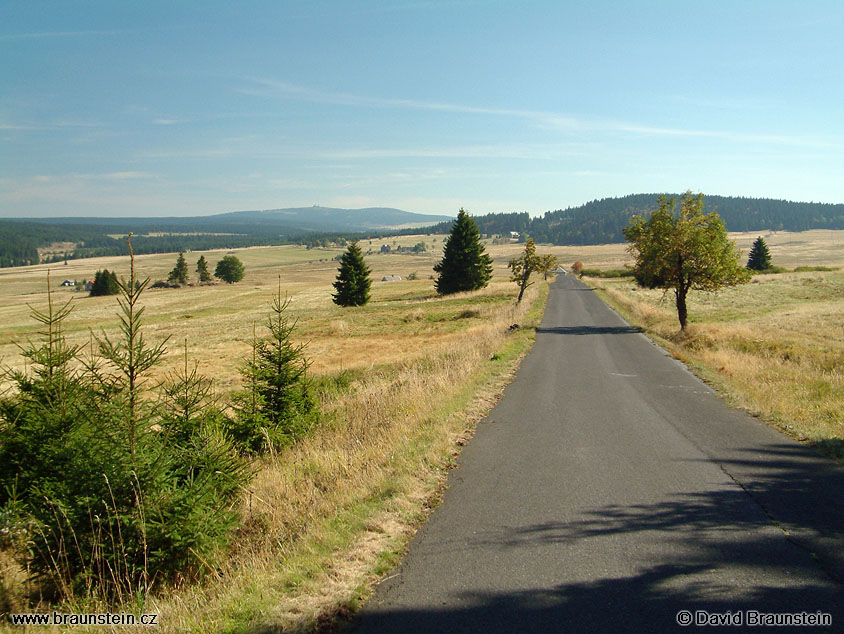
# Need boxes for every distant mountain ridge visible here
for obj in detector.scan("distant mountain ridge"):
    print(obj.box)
[0,206,452,267]
[12,206,452,233]
[212,206,452,231]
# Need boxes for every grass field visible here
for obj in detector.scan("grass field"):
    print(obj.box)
[582,229,844,462]
[0,235,552,632]
[1,234,609,390]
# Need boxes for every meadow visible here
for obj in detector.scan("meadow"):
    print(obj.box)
[2,228,843,630]
[0,234,551,632]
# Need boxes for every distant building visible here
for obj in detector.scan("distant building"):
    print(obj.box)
[60,279,75,287]
[509,231,520,239]
[381,275,402,282]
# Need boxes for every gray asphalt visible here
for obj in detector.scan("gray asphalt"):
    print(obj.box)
[347,276,844,633]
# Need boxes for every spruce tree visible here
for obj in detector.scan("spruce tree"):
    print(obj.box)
[168,251,189,285]
[433,208,493,295]
[228,281,316,452]
[746,236,773,271]
[196,255,212,283]
[90,269,120,296]
[332,241,372,306]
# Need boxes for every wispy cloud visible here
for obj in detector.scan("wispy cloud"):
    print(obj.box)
[0,118,102,131]
[242,77,842,150]
[1,172,156,202]
[97,171,155,181]
[0,29,142,42]
[241,77,559,120]
[323,142,590,161]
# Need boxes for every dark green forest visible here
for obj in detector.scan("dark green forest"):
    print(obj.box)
[3,194,844,267]
[0,219,388,268]
[422,194,844,245]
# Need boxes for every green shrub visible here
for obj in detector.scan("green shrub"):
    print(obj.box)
[793,265,839,272]
[580,268,636,278]
[751,266,788,275]
[0,255,252,600]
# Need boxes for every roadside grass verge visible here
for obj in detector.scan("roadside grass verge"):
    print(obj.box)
[584,271,844,462]
[0,274,550,633]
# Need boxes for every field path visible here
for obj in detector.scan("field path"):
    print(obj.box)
[348,275,844,633]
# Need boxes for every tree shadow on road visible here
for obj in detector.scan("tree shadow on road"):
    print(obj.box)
[334,443,844,634]
[536,325,642,335]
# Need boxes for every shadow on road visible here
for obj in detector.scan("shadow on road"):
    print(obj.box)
[335,443,844,634]
[344,573,838,634]
[536,325,642,335]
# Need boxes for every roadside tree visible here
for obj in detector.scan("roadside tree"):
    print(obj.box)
[333,242,372,307]
[214,255,245,284]
[624,192,750,330]
[539,253,560,280]
[508,238,542,303]
[433,208,493,295]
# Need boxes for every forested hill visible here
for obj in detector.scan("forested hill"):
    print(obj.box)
[422,194,844,245]
[0,206,451,268]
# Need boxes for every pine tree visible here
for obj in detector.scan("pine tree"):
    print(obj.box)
[90,269,120,296]
[196,255,212,283]
[168,251,189,285]
[433,208,493,295]
[332,241,372,306]
[228,281,316,452]
[746,236,773,271]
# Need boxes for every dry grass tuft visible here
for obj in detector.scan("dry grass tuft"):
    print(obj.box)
[403,308,424,322]
[454,308,482,320]
[328,320,350,337]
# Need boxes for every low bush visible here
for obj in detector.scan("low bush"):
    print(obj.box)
[793,265,839,272]
[581,268,636,278]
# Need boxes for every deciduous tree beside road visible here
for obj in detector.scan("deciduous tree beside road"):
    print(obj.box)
[624,192,749,330]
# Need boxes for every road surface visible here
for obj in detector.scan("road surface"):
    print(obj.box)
[348,275,844,633]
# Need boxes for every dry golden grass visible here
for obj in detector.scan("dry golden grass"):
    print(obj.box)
[0,236,533,392]
[0,237,550,632]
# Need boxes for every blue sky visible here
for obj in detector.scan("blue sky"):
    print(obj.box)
[2,0,843,218]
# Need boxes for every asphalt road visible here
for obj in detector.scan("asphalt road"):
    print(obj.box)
[347,275,844,633]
